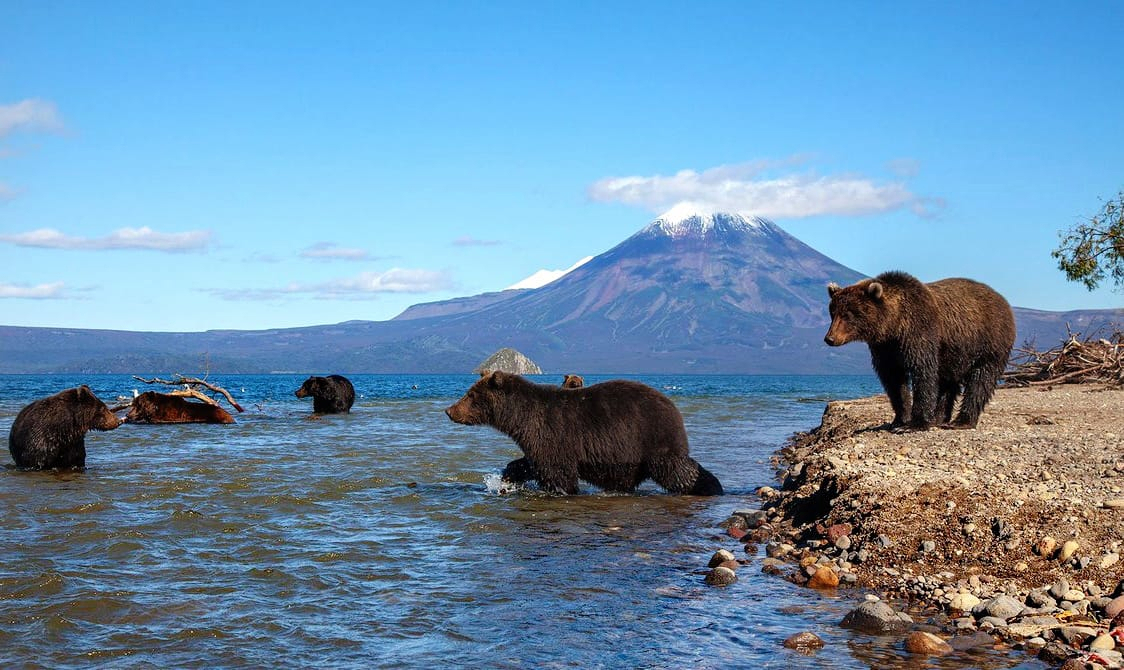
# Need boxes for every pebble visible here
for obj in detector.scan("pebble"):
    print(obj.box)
[1103,499,1124,509]
[976,594,1024,621]
[834,536,851,551]
[1100,552,1120,569]
[1105,595,1124,619]
[704,566,737,587]
[1089,633,1116,651]
[1049,578,1071,601]
[1036,536,1058,556]
[904,631,952,655]
[708,549,736,568]
[840,601,908,634]
[1058,540,1080,561]
[808,566,840,589]
[949,592,981,611]
[1063,589,1087,603]
[920,540,936,553]
[782,631,825,651]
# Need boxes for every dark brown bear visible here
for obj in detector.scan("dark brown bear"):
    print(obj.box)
[824,270,1015,430]
[125,392,235,424]
[295,375,355,414]
[8,385,122,470]
[445,371,723,495]
[561,374,584,388]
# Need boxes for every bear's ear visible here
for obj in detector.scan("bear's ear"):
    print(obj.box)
[77,385,93,398]
[490,371,506,388]
[866,282,884,300]
[478,369,491,378]
[827,282,841,297]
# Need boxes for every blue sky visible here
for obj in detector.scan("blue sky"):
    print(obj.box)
[2,2,1122,331]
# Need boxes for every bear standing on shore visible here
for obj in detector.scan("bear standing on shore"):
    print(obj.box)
[8,386,123,470]
[445,371,723,495]
[824,271,1015,430]
[295,375,355,414]
[125,392,235,424]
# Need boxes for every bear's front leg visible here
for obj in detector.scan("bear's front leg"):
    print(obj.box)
[501,457,536,484]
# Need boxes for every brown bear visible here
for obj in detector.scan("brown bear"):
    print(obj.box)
[124,392,235,424]
[561,374,584,388]
[295,375,355,414]
[8,385,122,470]
[445,371,723,495]
[824,270,1015,430]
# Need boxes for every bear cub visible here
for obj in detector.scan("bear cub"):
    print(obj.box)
[445,371,722,496]
[825,270,1015,430]
[125,391,235,424]
[9,385,122,470]
[295,375,355,414]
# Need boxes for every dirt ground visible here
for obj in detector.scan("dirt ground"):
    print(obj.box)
[767,385,1124,594]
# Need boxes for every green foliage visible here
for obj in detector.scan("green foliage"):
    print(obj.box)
[1052,190,1124,291]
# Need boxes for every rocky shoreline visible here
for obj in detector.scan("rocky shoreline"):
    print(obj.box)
[710,385,1124,668]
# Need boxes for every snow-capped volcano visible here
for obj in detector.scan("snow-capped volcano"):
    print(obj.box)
[644,204,769,238]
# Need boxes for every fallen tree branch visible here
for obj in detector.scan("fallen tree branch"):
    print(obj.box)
[1003,327,1123,388]
[131,375,246,412]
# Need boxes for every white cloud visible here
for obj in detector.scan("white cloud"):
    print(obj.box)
[209,268,454,301]
[0,227,213,253]
[588,159,934,219]
[0,281,67,299]
[300,242,372,261]
[0,99,65,138]
[506,256,594,290]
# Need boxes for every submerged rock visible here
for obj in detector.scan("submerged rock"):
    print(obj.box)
[783,631,825,652]
[904,631,953,655]
[840,601,908,634]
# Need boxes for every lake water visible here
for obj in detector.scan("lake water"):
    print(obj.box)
[0,374,1045,668]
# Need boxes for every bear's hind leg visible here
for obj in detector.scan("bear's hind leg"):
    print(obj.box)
[952,361,1003,429]
[649,456,723,496]
[937,381,959,425]
[536,464,580,495]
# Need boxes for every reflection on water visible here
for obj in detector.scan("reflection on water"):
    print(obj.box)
[0,375,1042,668]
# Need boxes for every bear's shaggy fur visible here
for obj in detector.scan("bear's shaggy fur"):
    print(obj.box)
[295,375,355,414]
[125,392,235,424]
[445,371,723,495]
[825,270,1015,430]
[561,374,584,389]
[8,385,122,470]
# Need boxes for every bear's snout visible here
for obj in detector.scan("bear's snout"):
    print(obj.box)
[824,333,838,346]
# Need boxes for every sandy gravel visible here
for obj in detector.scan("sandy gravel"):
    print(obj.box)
[768,385,1124,592]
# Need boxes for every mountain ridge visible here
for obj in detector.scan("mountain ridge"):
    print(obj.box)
[1,211,1120,374]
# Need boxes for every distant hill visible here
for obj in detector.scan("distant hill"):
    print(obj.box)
[1,211,1120,374]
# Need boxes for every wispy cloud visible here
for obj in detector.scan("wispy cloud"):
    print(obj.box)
[299,242,373,261]
[0,281,67,299]
[0,227,213,253]
[0,182,18,202]
[452,236,502,247]
[208,268,454,301]
[588,158,938,219]
[0,99,65,138]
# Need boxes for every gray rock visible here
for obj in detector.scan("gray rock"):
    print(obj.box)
[876,534,892,548]
[1048,578,1070,601]
[978,594,1024,621]
[472,348,543,375]
[834,536,851,551]
[1055,626,1097,646]
[950,631,996,651]
[920,540,936,553]
[1026,590,1056,608]
[840,601,909,634]
[979,616,1009,629]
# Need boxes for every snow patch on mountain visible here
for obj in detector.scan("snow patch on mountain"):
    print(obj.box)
[647,204,769,238]
[506,255,594,290]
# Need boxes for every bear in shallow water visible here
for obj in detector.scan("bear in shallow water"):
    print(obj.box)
[125,391,235,424]
[445,371,722,495]
[295,375,355,414]
[9,385,122,470]
[824,270,1015,430]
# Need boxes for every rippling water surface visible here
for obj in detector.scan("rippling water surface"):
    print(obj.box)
[1,374,1044,668]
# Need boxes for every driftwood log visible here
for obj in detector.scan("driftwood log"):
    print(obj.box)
[108,375,246,413]
[1002,330,1124,388]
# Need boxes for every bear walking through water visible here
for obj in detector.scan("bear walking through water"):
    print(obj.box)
[295,375,355,414]
[445,371,723,495]
[824,270,1015,430]
[125,391,235,424]
[8,385,123,470]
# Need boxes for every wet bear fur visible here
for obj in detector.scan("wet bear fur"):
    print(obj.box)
[295,375,355,414]
[8,385,122,470]
[445,371,723,496]
[125,392,235,424]
[824,270,1015,430]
